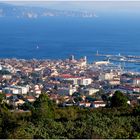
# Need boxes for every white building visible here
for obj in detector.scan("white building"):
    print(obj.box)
[92,101,106,108]
[133,78,140,87]
[94,61,110,66]
[109,80,120,85]
[81,88,99,96]
[58,74,81,85]
[9,99,25,107]
[100,72,114,81]
[2,75,12,80]
[79,78,93,86]
[35,89,41,95]
[26,96,36,102]
[3,85,29,95]
[58,74,92,86]
[99,71,120,81]
[0,65,2,70]
[57,85,77,96]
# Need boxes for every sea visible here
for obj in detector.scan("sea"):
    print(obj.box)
[0,16,140,72]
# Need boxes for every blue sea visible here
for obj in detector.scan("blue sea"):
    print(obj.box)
[0,16,140,71]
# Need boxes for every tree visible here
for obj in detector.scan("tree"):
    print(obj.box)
[56,107,78,121]
[54,84,58,91]
[0,70,11,75]
[0,93,5,104]
[20,102,33,111]
[110,91,128,108]
[7,121,35,139]
[133,105,140,116]
[74,96,83,103]
[32,94,54,121]
[0,110,18,138]
[133,132,140,139]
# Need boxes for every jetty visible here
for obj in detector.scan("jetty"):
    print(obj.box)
[95,51,140,63]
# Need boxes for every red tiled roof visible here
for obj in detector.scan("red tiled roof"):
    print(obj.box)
[93,101,106,105]
[35,89,41,91]
[85,102,91,105]
[59,74,81,79]
[133,78,140,80]
[120,86,140,90]
[26,96,35,99]
[110,80,120,82]
[6,94,12,97]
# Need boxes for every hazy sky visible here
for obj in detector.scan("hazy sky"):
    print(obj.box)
[2,1,140,15]
[3,1,140,8]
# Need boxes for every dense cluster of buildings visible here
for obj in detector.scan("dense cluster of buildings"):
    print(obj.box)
[0,56,140,110]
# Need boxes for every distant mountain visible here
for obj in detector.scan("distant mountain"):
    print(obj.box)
[0,3,97,19]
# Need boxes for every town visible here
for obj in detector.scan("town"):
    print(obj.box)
[0,55,140,111]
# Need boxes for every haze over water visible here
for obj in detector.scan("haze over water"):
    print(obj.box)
[0,1,140,71]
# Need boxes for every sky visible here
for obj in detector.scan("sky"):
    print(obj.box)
[1,1,140,15]
[2,1,140,8]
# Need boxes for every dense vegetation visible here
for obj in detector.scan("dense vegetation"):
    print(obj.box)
[0,91,140,139]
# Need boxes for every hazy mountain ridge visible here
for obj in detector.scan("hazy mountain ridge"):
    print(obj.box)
[0,3,97,19]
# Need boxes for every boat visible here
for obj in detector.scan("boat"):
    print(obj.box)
[36,45,39,49]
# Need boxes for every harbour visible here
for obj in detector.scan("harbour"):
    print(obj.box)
[95,51,140,64]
